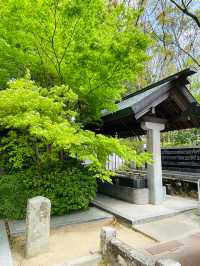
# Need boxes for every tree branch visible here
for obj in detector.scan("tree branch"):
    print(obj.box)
[50,0,64,83]
[135,0,145,26]
[170,0,200,28]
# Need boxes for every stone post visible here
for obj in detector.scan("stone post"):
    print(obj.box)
[156,259,181,266]
[25,196,51,258]
[100,227,116,257]
[141,121,165,205]
[100,227,119,265]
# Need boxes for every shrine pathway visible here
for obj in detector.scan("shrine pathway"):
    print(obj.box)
[144,232,200,266]
[134,209,200,242]
[92,193,198,225]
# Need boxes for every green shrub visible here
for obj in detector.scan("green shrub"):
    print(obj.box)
[0,162,97,220]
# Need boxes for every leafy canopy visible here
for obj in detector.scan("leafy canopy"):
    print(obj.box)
[0,0,149,122]
[0,0,151,180]
[0,76,150,181]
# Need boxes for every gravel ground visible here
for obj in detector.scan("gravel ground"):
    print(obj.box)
[12,220,155,266]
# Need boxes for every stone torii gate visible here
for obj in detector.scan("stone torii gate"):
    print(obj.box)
[89,68,200,205]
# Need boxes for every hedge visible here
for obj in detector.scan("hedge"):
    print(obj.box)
[0,162,97,219]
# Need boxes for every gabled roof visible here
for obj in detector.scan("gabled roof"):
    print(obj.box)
[122,68,196,101]
[89,68,200,137]
[102,83,163,117]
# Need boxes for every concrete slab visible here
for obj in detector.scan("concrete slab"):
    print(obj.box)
[92,194,198,225]
[144,232,200,266]
[0,221,13,266]
[146,241,184,255]
[134,210,200,242]
[58,254,101,266]
[8,207,113,237]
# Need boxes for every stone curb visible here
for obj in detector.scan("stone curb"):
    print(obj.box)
[0,220,13,266]
[92,200,133,225]
[57,253,101,266]
[93,199,197,226]
[132,207,198,226]
[8,207,113,237]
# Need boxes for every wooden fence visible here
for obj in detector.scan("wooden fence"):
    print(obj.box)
[107,147,200,173]
[161,147,200,173]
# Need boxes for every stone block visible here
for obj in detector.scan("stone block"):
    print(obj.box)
[98,182,149,204]
[61,254,101,266]
[156,258,181,266]
[134,188,149,204]
[100,227,116,256]
[25,196,51,258]
[100,227,154,266]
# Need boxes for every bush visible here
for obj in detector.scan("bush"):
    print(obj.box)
[0,162,97,219]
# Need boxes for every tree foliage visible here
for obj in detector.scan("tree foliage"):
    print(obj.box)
[0,0,151,180]
[0,162,97,219]
[122,0,200,85]
[0,0,149,122]
[121,0,200,146]
[0,76,151,181]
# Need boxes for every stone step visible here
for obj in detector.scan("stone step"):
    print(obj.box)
[58,254,101,266]
[8,207,113,237]
[92,194,198,225]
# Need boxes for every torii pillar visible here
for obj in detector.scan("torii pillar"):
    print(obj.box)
[141,121,165,205]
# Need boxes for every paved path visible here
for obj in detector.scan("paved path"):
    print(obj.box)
[145,232,200,266]
[92,194,198,224]
[134,209,200,242]
[8,207,113,237]
[134,209,200,266]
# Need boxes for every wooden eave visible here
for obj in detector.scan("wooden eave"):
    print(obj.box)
[87,68,200,137]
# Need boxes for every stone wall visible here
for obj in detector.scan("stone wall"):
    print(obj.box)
[98,183,149,205]
[100,227,181,266]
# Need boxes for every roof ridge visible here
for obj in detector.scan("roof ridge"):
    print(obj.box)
[122,67,196,101]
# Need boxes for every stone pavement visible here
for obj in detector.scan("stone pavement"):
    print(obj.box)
[134,209,200,242]
[133,209,200,266]
[92,193,198,225]
[58,254,101,266]
[8,207,113,237]
[144,232,200,266]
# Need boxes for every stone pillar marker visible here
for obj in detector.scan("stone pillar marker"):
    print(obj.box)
[100,227,117,265]
[25,196,51,258]
[100,227,117,256]
[141,121,165,205]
